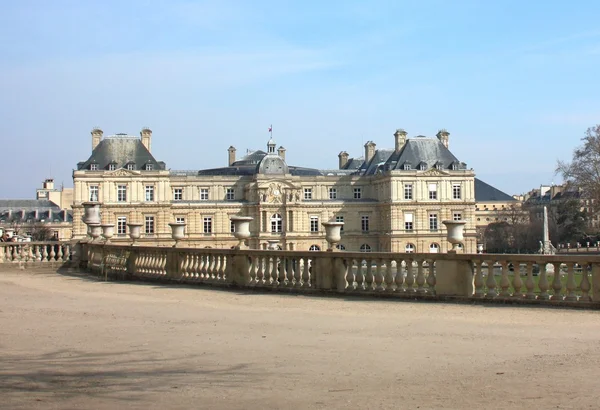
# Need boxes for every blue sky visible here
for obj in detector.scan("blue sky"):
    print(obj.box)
[1,0,600,198]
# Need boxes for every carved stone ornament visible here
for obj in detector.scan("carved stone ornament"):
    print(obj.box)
[266,183,283,203]
[108,168,140,177]
[419,168,448,176]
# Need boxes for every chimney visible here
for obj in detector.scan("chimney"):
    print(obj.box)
[436,129,450,148]
[278,146,286,161]
[364,141,376,164]
[91,128,103,150]
[338,151,349,169]
[44,178,54,190]
[394,129,407,152]
[140,127,152,152]
[63,209,68,221]
[228,146,236,166]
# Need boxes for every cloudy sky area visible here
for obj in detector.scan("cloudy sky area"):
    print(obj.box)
[1,0,600,198]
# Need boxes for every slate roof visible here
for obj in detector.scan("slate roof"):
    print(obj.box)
[77,137,165,171]
[0,200,73,223]
[474,178,516,202]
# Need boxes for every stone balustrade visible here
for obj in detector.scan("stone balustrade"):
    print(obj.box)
[81,242,600,307]
[0,242,75,266]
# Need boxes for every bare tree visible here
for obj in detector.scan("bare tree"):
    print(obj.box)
[30,223,54,241]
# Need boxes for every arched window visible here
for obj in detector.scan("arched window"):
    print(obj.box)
[271,213,282,233]
[405,243,415,253]
[336,244,346,250]
[429,243,439,253]
[309,244,320,251]
[360,244,372,252]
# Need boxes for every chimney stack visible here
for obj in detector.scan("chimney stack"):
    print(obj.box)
[278,146,286,161]
[228,146,236,166]
[436,129,450,148]
[394,129,407,152]
[140,127,152,152]
[338,151,349,169]
[91,128,103,150]
[364,141,376,164]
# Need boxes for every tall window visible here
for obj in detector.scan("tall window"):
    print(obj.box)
[453,212,462,221]
[173,188,183,201]
[304,188,313,200]
[361,215,369,232]
[354,188,362,199]
[89,185,99,202]
[452,183,461,200]
[200,188,209,200]
[404,184,413,200]
[117,185,127,202]
[226,188,235,200]
[336,215,344,231]
[145,216,154,234]
[203,216,212,233]
[404,213,413,231]
[329,188,337,199]
[428,183,437,200]
[310,216,319,232]
[117,216,127,235]
[271,213,283,233]
[360,244,372,252]
[429,213,438,231]
[145,185,154,202]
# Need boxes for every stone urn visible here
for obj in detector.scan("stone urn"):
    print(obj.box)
[100,224,115,242]
[82,202,101,225]
[442,220,467,253]
[169,222,186,247]
[88,223,102,242]
[127,223,143,245]
[322,221,344,251]
[230,216,253,249]
[477,243,484,254]
[5,228,15,239]
[267,240,280,250]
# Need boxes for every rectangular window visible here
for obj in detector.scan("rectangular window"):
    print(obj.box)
[176,217,185,224]
[145,216,154,234]
[329,188,337,199]
[173,188,183,201]
[310,216,319,232]
[429,213,438,231]
[271,214,283,233]
[361,215,369,232]
[89,185,99,202]
[354,188,362,199]
[117,185,127,202]
[145,185,154,202]
[90,164,98,171]
[404,213,413,231]
[304,188,313,200]
[203,216,212,233]
[145,164,153,171]
[126,163,135,170]
[336,215,344,231]
[200,188,209,200]
[452,183,462,200]
[428,183,437,200]
[117,216,127,235]
[226,188,235,201]
[404,184,413,200]
[108,164,116,171]
[453,212,462,221]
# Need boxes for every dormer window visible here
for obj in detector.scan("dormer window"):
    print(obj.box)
[435,162,443,170]
[145,164,153,171]
[452,163,459,171]
[126,163,135,171]
[418,162,427,171]
[108,164,116,171]
[403,163,411,171]
[90,164,98,171]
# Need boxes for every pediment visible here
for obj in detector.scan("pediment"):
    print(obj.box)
[418,168,449,176]
[256,179,299,190]
[106,168,141,177]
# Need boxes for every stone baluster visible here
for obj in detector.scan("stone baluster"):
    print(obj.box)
[26,246,33,263]
[416,260,426,294]
[525,262,535,299]
[19,246,26,263]
[301,257,310,287]
[355,260,364,291]
[63,244,71,261]
[364,259,374,291]
[537,263,550,300]
[56,245,63,261]
[565,263,577,302]
[512,261,523,298]
[216,254,224,280]
[394,259,404,292]
[499,261,511,297]
[49,245,56,261]
[247,256,257,285]
[374,259,384,291]
[192,253,201,278]
[279,256,287,286]
[291,257,300,287]
[42,245,49,262]
[580,263,591,302]
[426,259,436,294]
[385,259,394,292]
[179,254,188,278]
[199,254,207,278]
[551,262,563,301]
[161,252,168,276]
[270,255,279,287]
[257,256,266,285]
[345,259,355,291]
[473,261,484,298]
[485,259,497,298]
[0,246,4,263]
[405,259,415,293]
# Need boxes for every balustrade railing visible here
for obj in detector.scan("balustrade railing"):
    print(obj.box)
[0,242,73,265]
[79,242,600,306]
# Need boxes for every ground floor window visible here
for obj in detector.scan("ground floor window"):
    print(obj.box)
[360,244,372,252]
[309,244,320,251]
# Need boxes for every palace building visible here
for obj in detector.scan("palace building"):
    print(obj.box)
[71,127,503,253]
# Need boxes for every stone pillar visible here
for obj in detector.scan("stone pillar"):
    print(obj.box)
[435,257,474,296]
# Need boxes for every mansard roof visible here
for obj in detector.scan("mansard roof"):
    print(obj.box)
[77,137,166,171]
[474,178,516,202]
[0,200,73,223]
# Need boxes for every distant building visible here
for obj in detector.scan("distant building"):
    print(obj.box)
[0,199,73,241]
[35,178,73,210]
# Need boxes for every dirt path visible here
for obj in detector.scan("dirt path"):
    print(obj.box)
[1,269,599,409]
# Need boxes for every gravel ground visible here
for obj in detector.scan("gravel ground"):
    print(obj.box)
[1,269,599,410]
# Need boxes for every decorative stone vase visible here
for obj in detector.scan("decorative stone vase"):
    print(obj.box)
[100,224,115,242]
[477,243,484,254]
[169,222,186,247]
[322,221,344,251]
[127,223,143,245]
[82,202,101,225]
[267,240,280,250]
[442,220,467,253]
[5,228,15,239]
[230,216,253,249]
[88,223,102,242]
